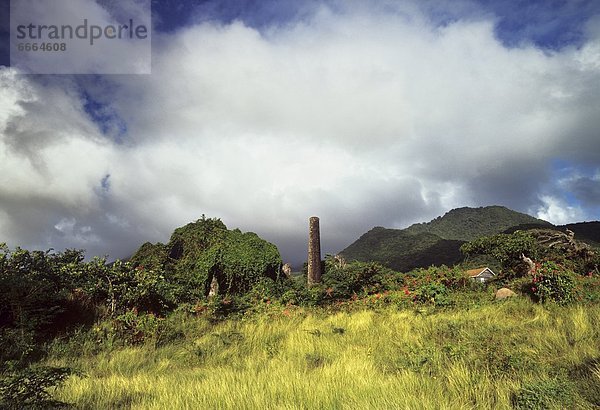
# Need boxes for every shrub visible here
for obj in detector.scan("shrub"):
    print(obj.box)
[246,277,292,304]
[402,265,478,307]
[0,246,71,339]
[322,259,396,299]
[305,285,326,306]
[0,366,74,409]
[0,328,37,370]
[404,265,469,290]
[512,378,577,409]
[94,261,177,317]
[413,283,451,306]
[531,261,576,304]
[579,272,600,303]
[280,289,302,305]
[434,265,471,290]
[112,310,161,345]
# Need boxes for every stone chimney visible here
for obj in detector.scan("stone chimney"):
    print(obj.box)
[307,216,322,285]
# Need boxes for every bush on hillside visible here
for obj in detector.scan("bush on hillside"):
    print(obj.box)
[512,378,577,410]
[530,261,576,304]
[403,265,470,290]
[97,261,177,316]
[322,258,398,299]
[0,366,74,409]
[412,282,451,306]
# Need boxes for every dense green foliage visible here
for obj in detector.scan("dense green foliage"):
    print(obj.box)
[531,261,577,304]
[131,216,282,301]
[461,229,599,277]
[404,265,472,306]
[0,246,95,364]
[0,218,284,408]
[321,258,397,299]
[460,228,600,305]
[0,366,73,409]
[0,218,283,353]
[512,378,579,410]
[461,230,542,271]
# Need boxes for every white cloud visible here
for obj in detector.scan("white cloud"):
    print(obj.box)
[534,196,585,226]
[1,2,599,263]
[54,217,99,244]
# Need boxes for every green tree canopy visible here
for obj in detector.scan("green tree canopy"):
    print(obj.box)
[460,231,542,272]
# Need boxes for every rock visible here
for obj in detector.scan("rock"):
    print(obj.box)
[495,288,517,300]
[281,263,292,278]
[208,275,219,297]
[334,254,347,269]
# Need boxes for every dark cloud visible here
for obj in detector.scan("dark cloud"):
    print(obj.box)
[568,176,600,206]
[0,0,8,67]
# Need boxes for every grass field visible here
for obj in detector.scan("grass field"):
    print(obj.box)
[47,296,600,409]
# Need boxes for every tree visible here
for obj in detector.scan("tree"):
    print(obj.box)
[462,228,599,276]
[460,231,542,274]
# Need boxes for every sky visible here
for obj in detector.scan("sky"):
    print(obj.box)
[1,0,599,265]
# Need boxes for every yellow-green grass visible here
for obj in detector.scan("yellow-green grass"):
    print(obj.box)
[48,298,600,409]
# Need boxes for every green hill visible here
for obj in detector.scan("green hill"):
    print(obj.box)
[340,228,465,272]
[403,206,551,241]
[340,206,552,272]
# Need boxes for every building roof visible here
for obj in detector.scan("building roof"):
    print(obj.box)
[465,267,496,278]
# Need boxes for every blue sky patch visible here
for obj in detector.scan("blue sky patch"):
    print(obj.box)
[101,174,111,193]
[149,0,600,51]
[81,90,128,143]
[481,0,600,50]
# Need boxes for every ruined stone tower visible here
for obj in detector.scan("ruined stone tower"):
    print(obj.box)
[307,216,322,285]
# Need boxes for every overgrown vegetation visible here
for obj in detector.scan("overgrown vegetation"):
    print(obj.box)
[1,213,599,408]
[531,261,577,304]
[131,216,282,301]
[0,217,284,408]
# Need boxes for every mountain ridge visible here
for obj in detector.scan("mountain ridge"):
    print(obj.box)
[339,205,597,272]
[402,205,551,241]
